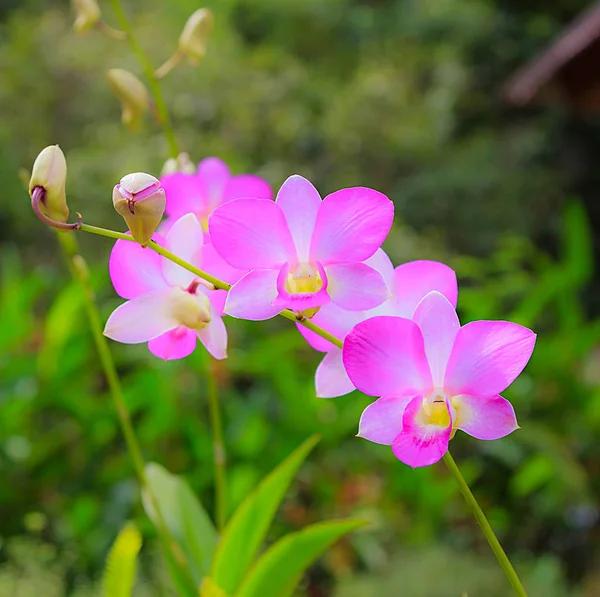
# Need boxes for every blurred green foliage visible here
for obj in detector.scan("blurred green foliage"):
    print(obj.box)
[2,0,600,594]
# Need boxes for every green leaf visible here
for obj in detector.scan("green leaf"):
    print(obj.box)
[235,519,365,597]
[211,435,320,594]
[143,463,217,583]
[103,522,142,597]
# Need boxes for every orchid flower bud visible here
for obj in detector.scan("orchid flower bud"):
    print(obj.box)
[106,69,149,131]
[29,145,69,223]
[113,173,166,246]
[178,8,213,63]
[72,0,101,35]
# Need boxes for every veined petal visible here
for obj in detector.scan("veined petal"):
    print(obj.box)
[343,316,432,398]
[412,291,460,388]
[148,327,197,360]
[453,394,518,440]
[276,175,322,263]
[104,288,180,343]
[297,302,363,352]
[223,174,273,204]
[109,235,167,299]
[161,172,206,219]
[393,261,458,318]
[358,395,415,445]
[209,198,297,269]
[224,269,281,321]
[310,187,393,265]
[197,157,231,211]
[444,321,536,397]
[315,349,355,398]
[163,214,204,288]
[326,263,389,311]
[197,307,228,359]
[392,395,452,468]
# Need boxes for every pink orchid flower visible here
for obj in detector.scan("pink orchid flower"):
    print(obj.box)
[208,175,394,320]
[300,253,458,398]
[160,157,272,234]
[104,213,239,361]
[342,291,536,468]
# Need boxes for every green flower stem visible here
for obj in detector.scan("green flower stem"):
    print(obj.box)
[442,451,528,597]
[56,232,198,597]
[206,360,228,531]
[108,0,179,158]
[77,222,344,349]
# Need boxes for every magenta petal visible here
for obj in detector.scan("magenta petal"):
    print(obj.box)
[343,316,432,398]
[326,263,389,311]
[200,243,246,285]
[161,172,206,219]
[412,291,460,388]
[365,248,395,289]
[104,289,179,343]
[315,349,355,398]
[209,289,227,316]
[197,308,228,359]
[148,327,197,360]
[223,174,273,203]
[358,395,415,445]
[163,214,204,288]
[392,396,452,468]
[197,157,231,211]
[297,303,364,352]
[310,187,393,265]
[109,237,166,299]
[393,261,458,318]
[209,199,297,269]
[454,394,518,440]
[224,269,281,321]
[444,321,536,397]
[275,175,322,263]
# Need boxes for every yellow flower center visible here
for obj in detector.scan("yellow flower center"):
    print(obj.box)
[170,288,211,330]
[285,263,323,295]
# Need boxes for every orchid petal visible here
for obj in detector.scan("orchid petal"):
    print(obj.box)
[393,261,458,318]
[200,243,246,285]
[275,175,322,263]
[326,263,389,310]
[209,199,297,269]
[315,349,356,398]
[161,172,205,219]
[163,214,204,288]
[224,269,281,321]
[273,261,330,311]
[444,321,536,397]
[453,394,519,440]
[365,248,395,289]
[109,235,166,299]
[224,174,273,203]
[197,157,231,211]
[358,395,415,445]
[412,291,460,388]
[343,316,432,398]
[310,187,393,265]
[392,395,452,468]
[209,289,227,316]
[297,302,363,352]
[197,307,228,359]
[148,327,197,360]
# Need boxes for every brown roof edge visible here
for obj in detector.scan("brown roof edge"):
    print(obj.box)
[503,1,600,106]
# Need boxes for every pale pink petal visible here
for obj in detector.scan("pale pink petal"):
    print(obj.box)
[326,263,389,310]
[208,289,227,316]
[412,291,460,388]
[223,174,272,204]
[315,349,355,398]
[224,269,281,321]
[393,261,458,318]
[392,396,452,468]
[161,172,206,219]
[163,214,204,288]
[197,307,228,359]
[275,175,322,263]
[453,394,518,440]
[444,321,536,397]
[357,395,415,445]
[200,243,246,285]
[104,288,180,343]
[310,187,393,265]
[297,303,363,352]
[197,157,231,211]
[148,327,197,360]
[342,316,432,398]
[109,236,167,299]
[209,199,297,269]
[365,248,395,289]
[273,261,330,311]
